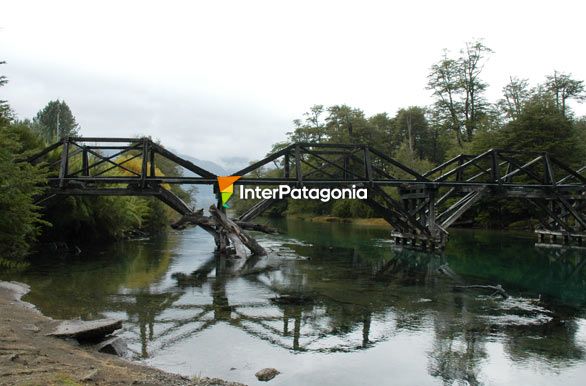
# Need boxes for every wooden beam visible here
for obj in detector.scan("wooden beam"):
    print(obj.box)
[152,142,216,178]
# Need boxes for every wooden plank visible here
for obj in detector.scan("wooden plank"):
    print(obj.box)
[440,189,486,229]
[435,149,493,182]
[423,154,464,177]
[295,144,302,184]
[364,146,373,185]
[91,152,143,177]
[58,139,69,188]
[67,142,142,176]
[498,154,544,183]
[301,147,364,180]
[233,144,294,177]
[70,137,141,143]
[152,142,216,178]
[369,146,427,181]
[25,140,63,163]
[527,199,574,233]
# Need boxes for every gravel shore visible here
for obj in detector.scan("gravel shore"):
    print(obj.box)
[0,281,246,386]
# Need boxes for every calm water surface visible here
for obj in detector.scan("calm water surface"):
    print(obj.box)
[4,220,586,385]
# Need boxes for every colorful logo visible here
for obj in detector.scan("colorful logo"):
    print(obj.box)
[217,176,241,208]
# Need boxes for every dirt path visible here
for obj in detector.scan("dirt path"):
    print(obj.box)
[0,281,245,386]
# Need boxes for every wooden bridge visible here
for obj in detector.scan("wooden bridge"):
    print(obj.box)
[28,137,586,250]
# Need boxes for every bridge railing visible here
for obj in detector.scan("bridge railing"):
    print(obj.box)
[25,136,586,249]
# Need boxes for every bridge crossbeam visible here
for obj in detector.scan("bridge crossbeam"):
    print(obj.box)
[26,137,586,249]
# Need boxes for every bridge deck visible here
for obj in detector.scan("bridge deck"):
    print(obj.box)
[26,137,586,250]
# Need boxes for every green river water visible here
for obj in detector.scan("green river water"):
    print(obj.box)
[3,219,586,385]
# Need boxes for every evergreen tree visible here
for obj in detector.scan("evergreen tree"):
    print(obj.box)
[0,61,12,128]
[499,94,578,164]
[34,100,80,142]
[0,126,47,261]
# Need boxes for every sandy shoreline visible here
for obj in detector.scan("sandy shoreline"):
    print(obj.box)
[0,280,245,386]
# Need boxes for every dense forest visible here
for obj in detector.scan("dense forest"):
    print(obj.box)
[1,39,586,264]
[234,40,586,223]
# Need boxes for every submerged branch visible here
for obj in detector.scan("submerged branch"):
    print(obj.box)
[453,284,509,299]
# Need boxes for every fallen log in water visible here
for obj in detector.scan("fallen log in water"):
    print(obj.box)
[209,205,266,256]
[236,221,279,234]
[453,284,509,299]
[173,211,278,234]
[171,206,271,256]
[171,209,213,230]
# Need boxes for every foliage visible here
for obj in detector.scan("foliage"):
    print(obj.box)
[0,127,48,260]
[0,61,12,128]
[3,40,586,236]
[258,39,586,224]
[427,40,492,146]
[544,71,585,116]
[39,149,186,242]
[0,61,49,261]
[34,100,80,142]
[499,94,578,163]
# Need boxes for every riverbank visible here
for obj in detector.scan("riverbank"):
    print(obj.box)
[286,215,538,231]
[0,281,245,386]
[287,214,389,226]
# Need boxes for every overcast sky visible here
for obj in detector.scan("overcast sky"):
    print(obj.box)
[2,0,585,169]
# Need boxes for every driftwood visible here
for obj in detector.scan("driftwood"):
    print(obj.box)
[171,206,270,256]
[48,319,122,342]
[236,221,279,234]
[453,284,509,299]
[171,209,213,230]
[209,205,266,256]
[172,209,278,234]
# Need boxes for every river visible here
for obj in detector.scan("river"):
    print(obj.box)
[3,220,586,385]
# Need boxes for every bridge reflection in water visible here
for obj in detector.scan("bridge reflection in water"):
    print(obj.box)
[60,228,581,385]
[9,225,586,384]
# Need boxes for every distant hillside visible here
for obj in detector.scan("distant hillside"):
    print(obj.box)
[171,150,249,210]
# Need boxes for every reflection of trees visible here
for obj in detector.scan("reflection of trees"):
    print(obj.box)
[13,238,177,320]
[22,227,586,382]
[427,292,487,386]
[24,233,580,383]
[503,313,584,363]
[143,242,585,384]
[447,231,586,305]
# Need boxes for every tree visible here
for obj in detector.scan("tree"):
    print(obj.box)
[0,125,47,261]
[427,40,492,146]
[324,105,369,144]
[368,113,396,156]
[427,50,463,146]
[499,94,578,164]
[287,104,327,143]
[393,107,434,160]
[34,100,80,142]
[0,66,47,262]
[460,40,492,140]
[287,105,371,146]
[499,76,531,120]
[544,71,585,116]
[0,61,12,128]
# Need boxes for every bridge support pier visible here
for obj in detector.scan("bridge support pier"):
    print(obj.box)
[390,232,446,251]
[535,230,586,248]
